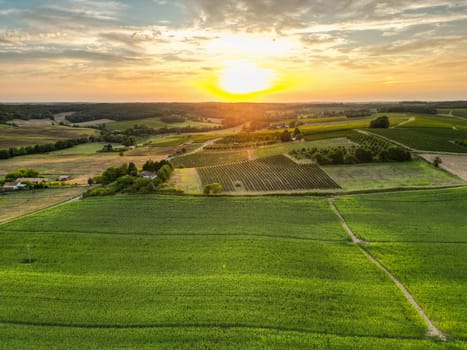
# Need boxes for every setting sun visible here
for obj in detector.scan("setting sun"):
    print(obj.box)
[219,62,276,95]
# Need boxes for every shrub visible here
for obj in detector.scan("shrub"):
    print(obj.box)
[369,116,390,128]
[204,183,223,195]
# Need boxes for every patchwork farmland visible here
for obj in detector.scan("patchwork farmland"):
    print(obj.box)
[1,103,466,348]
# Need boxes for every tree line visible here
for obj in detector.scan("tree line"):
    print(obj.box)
[0,137,90,159]
[290,144,411,165]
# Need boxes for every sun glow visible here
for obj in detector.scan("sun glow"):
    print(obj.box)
[219,61,276,95]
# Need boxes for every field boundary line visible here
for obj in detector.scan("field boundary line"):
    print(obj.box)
[328,199,447,341]
[0,320,433,341]
[0,229,347,243]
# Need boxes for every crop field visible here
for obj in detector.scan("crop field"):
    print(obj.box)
[322,160,464,191]
[420,154,467,181]
[299,116,409,136]
[334,188,467,339]
[167,168,203,193]
[369,128,467,153]
[334,187,467,243]
[367,115,467,153]
[401,115,467,129]
[347,133,393,153]
[253,137,355,159]
[197,155,339,192]
[48,142,123,155]
[4,325,465,350]
[0,125,98,149]
[2,194,459,349]
[171,150,249,168]
[105,117,221,131]
[451,109,467,118]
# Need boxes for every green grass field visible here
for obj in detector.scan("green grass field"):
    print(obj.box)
[368,115,467,153]
[171,150,249,168]
[0,126,98,149]
[49,143,123,155]
[334,187,467,242]
[3,324,464,350]
[300,116,408,136]
[254,138,354,159]
[334,188,467,338]
[2,194,456,348]
[322,160,464,191]
[439,109,467,118]
[106,117,221,131]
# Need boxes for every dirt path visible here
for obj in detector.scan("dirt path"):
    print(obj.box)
[167,138,221,160]
[391,117,415,128]
[247,149,256,161]
[438,112,467,121]
[328,199,446,340]
[328,199,367,244]
[360,247,446,340]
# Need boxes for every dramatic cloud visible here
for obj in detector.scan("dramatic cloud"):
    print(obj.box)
[0,0,466,101]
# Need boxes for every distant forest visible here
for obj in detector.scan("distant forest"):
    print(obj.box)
[1,101,467,126]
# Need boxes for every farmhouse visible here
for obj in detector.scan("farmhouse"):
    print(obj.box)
[16,177,49,184]
[3,177,50,191]
[57,175,71,181]
[140,171,157,179]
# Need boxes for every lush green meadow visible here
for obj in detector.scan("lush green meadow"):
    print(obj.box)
[1,195,345,240]
[367,243,467,338]
[253,138,354,159]
[106,117,221,131]
[450,109,467,118]
[335,188,467,339]
[0,125,98,149]
[171,150,249,168]
[299,116,408,136]
[334,187,467,242]
[1,194,455,348]
[3,324,464,350]
[322,160,464,191]
[369,115,467,153]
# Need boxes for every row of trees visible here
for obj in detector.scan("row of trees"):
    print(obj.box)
[291,144,411,165]
[0,137,90,159]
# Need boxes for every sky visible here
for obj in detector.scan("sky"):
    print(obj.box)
[0,0,466,102]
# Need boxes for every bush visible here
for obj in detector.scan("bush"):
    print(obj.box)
[369,116,390,128]
[355,148,373,163]
[204,183,222,195]
[5,168,40,182]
